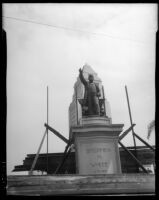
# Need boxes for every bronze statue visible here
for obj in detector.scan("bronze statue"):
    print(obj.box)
[79,68,101,116]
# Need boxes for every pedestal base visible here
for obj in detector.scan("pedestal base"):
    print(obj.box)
[72,123,124,175]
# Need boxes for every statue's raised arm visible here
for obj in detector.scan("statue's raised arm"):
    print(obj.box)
[79,68,87,86]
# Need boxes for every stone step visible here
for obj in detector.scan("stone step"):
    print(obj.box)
[7,174,155,195]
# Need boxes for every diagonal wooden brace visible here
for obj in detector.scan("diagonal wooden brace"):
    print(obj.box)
[119,124,136,141]
[44,123,69,144]
[119,141,148,173]
[29,129,47,175]
[134,132,155,152]
[54,141,72,174]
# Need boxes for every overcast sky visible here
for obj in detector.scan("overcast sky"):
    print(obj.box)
[3,3,157,175]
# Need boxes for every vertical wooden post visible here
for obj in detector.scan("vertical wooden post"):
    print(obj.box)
[47,86,49,174]
[125,85,138,172]
[102,86,106,117]
[75,86,79,125]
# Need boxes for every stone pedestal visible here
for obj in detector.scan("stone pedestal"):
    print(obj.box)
[71,117,124,175]
[80,116,112,125]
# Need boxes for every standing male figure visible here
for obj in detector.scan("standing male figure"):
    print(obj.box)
[79,68,101,115]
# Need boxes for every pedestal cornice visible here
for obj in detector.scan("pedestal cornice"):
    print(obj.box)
[71,124,124,135]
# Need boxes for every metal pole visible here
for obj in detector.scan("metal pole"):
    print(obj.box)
[47,86,49,174]
[125,85,138,172]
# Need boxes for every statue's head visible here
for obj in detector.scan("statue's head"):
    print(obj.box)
[88,74,94,83]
